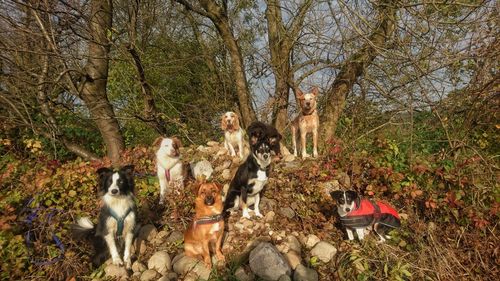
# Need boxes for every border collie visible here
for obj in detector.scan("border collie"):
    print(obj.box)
[72,165,137,268]
[224,140,272,219]
[330,190,400,242]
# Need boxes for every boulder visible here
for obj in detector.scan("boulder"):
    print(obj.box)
[310,241,337,263]
[166,230,184,243]
[293,264,319,281]
[249,242,291,280]
[104,264,128,278]
[172,254,210,280]
[132,261,146,273]
[286,235,302,253]
[140,269,159,281]
[148,250,171,274]
[138,224,157,241]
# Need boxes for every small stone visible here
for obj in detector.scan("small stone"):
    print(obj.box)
[140,269,159,281]
[215,160,232,172]
[235,223,244,231]
[172,254,210,280]
[132,261,147,273]
[265,211,275,222]
[293,264,319,281]
[166,230,184,243]
[310,241,337,263]
[234,267,253,281]
[160,272,179,281]
[285,250,302,270]
[286,235,302,253]
[207,141,219,147]
[305,234,320,249]
[104,264,128,278]
[279,207,295,219]
[222,169,232,180]
[148,250,171,274]
[138,224,158,241]
[156,230,169,240]
[242,219,254,228]
[279,274,293,281]
[276,243,289,253]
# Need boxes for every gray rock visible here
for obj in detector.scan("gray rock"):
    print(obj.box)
[286,235,302,253]
[104,264,128,278]
[293,264,319,281]
[140,269,159,281]
[138,224,158,241]
[280,207,295,219]
[132,261,147,273]
[304,234,320,249]
[285,250,302,270]
[190,160,214,181]
[166,230,184,243]
[279,274,292,281]
[249,242,291,281]
[172,254,210,280]
[148,250,171,274]
[310,241,337,263]
[234,267,253,281]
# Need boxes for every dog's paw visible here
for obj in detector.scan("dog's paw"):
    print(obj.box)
[216,252,226,264]
[254,211,263,218]
[112,257,124,266]
[242,211,251,219]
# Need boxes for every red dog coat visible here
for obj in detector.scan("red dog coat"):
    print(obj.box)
[340,198,400,229]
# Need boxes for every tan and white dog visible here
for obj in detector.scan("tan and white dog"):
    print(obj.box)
[221,111,246,159]
[154,137,184,204]
[291,87,319,158]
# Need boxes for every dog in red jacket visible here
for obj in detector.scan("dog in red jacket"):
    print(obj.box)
[330,190,400,242]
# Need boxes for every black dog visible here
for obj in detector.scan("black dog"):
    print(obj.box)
[72,165,137,268]
[247,121,282,157]
[224,140,272,219]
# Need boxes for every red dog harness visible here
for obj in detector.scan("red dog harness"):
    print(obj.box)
[340,198,400,229]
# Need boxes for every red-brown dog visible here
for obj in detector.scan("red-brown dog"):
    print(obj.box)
[291,87,319,158]
[184,182,225,269]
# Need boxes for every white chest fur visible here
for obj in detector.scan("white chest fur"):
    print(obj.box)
[209,222,220,234]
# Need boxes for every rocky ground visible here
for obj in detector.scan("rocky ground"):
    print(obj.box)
[99,141,400,281]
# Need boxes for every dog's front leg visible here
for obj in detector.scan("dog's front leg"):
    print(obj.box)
[157,166,168,204]
[104,233,123,266]
[291,125,298,157]
[202,240,212,269]
[226,140,236,157]
[312,127,318,158]
[237,139,244,159]
[215,228,225,264]
[241,188,251,219]
[346,229,355,240]
[253,193,263,218]
[123,231,134,269]
[356,228,365,240]
[300,129,309,158]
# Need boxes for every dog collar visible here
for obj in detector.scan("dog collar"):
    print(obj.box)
[193,213,223,227]
[302,109,316,116]
[108,207,133,237]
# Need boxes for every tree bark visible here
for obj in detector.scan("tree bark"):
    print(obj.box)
[321,0,398,142]
[266,0,313,133]
[174,0,257,128]
[80,0,124,164]
[127,1,166,135]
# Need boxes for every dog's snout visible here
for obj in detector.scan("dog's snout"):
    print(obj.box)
[111,189,119,195]
[346,208,351,212]
[205,196,215,206]
[263,154,269,160]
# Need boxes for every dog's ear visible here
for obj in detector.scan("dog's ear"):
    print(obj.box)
[121,165,135,178]
[152,137,164,147]
[330,190,343,201]
[220,114,227,131]
[172,137,182,149]
[97,167,112,180]
[233,113,240,130]
[296,88,305,100]
[346,190,358,200]
[96,167,112,195]
[311,86,319,97]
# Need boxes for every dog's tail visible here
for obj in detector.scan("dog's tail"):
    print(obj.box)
[71,217,96,240]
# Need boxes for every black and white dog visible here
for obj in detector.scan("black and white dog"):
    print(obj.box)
[224,139,272,219]
[247,121,282,157]
[330,190,400,242]
[72,165,137,268]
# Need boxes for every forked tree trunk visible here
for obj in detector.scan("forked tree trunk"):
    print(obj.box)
[80,0,124,164]
[321,0,398,142]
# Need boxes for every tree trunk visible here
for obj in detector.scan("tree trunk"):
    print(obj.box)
[321,0,398,142]
[265,0,312,133]
[174,0,257,128]
[80,0,124,164]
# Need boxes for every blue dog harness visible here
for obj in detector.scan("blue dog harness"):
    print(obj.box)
[107,207,133,237]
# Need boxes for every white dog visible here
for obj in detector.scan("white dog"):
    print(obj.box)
[221,111,246,159]
[154,137,184,204]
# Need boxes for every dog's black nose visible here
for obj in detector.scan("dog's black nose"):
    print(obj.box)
[205,196,215,206]
[346,208,351,212]
[263,154,269,159]
[111,189,118,195]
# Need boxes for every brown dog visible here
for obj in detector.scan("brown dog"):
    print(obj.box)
[184,182,225,269]
[291,87,319,158]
